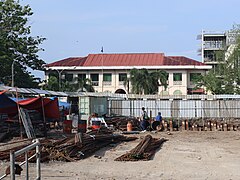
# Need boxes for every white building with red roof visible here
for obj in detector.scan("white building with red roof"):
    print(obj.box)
[45,53,212,95]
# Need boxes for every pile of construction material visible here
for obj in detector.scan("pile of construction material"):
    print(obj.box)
[115,135,167,161]
[0,130,137,162]
[154,118,240,132]
[105,116,140,131]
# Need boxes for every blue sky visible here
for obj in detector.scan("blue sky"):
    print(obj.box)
[21,0,240,78]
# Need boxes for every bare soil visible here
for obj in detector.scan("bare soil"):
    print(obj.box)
[1,131,240,180]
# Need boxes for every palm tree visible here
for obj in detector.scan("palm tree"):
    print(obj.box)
[129,68,168,95]
[73,77,94,92]
[129,68,145,94]
[123,78,130,94]
[44,76,59,91]
[151,70,168,90]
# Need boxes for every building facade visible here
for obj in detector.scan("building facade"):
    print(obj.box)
[45,53,212,95]
[199,29,238,67]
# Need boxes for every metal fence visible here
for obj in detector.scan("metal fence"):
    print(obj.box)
[109,99,240,118]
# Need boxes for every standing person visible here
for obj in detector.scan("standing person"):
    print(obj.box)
[141,107,145,119]
[140,107,149,131]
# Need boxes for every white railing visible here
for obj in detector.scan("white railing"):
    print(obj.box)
[173,81,182,85]
[119,81,124,86]
[103,81,112,86]
[92,81,99,86]
[0,139,41,180]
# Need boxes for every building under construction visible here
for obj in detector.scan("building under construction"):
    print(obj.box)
[198,28,239,68]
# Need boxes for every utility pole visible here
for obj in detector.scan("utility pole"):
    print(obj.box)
[55,69,64,91]
[11,60,17,87]
[101,47,104,92]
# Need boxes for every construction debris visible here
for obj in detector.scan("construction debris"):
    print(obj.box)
[0,130,137,162]
[115,135,167,161]
[105,116,141,131]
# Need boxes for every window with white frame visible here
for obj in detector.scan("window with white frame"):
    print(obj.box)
[119,73,127,85]
[90,74,99,86]
[173,73,182,85]
[103,73,112,85]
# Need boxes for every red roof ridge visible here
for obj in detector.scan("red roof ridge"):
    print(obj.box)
[46,53,208,67]
[88,52,165,55]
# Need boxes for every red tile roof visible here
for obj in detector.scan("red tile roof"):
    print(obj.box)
[46,53,207,67]
[85,53,165,66]
[167,56,206,66]
[45,57,87,67]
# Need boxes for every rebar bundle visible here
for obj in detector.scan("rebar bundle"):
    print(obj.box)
[115,135,167,161]
[0,131,137,162]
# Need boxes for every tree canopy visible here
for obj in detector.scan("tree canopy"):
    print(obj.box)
[128,68,168,95]
[0,0,45,87]
[44,73,95,92]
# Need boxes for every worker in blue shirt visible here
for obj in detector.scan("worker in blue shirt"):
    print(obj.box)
[155,112,162,122]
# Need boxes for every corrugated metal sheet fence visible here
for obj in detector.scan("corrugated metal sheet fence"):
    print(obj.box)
[109,99,240,118]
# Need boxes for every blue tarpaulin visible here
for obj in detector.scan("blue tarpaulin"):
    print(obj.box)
[0,91,16,109]
[50,97,70,109]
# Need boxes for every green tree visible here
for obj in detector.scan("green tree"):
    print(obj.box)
[71,77,94,92]
[129,68,168,95]
[45,75,95,92]
[0,0,45,87]
[44,76,59,91]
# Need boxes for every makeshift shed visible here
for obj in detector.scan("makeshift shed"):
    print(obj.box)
[0,91,60,119]
[79,96,108,120]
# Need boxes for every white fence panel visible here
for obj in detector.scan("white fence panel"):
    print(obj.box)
[109,99,240,118]
[179,100,196,118]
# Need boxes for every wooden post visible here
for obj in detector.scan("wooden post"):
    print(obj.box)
[194,125,198,131]
[216,122,220,131]
[169,120,173,131]
[224,123,228,131]
[233,125,237,131]
[212,122,216,131]
[185,120,188,131]
[211,122,214,131]
[164,121,168,131]
[181,120,185,131]
[41,97,47,137]
[207,121,211,131]
[219,124,223,131]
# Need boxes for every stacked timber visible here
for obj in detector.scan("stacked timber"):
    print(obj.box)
[115,135,167,161]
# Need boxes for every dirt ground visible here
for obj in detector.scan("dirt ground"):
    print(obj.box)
[1,131,240,180]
